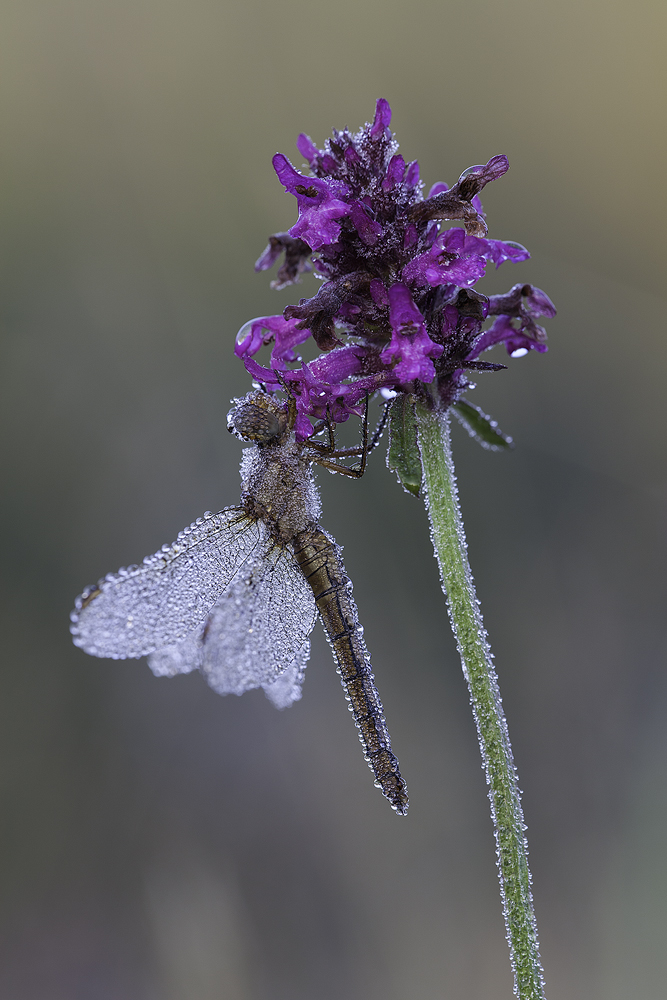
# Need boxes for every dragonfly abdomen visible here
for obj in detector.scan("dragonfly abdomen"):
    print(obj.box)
[291,526,409,816]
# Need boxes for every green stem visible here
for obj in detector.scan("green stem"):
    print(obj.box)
[416,403,546,1000]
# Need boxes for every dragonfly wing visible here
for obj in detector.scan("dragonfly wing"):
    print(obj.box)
[147,625,205,677]
[261,639,310,709]
[200,536,317,708]
[70,508,262,659]
[146,619,309,706]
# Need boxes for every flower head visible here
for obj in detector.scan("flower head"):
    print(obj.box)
[237,100,554,437]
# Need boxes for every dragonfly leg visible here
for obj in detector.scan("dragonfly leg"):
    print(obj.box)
[308,401,390,461]
[309,396,370,478]
[368,399,391,452]
[313,457,365,478]
[272,370,298,432]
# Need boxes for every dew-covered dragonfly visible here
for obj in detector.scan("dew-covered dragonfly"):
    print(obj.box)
[70,390,408,815]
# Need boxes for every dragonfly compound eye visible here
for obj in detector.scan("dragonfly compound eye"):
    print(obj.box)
[227,392,289,443]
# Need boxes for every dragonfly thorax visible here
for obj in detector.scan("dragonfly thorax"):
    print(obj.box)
[239,439,321,543]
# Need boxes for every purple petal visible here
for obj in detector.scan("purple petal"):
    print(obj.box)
[235,321,266,358]
[487,283,557,319]
[272,153,351,250]
[525,285,557,317]
[349,201,383,245]
[403,224,418,249]
[272,153,307,192]
[402,230,486,289]
[382,154,406,191]
[405,160,420,186]
[243,357,283,389]
[468,315,513,356]
[462,235,530,268]
[254,241,283,272]
[440,227,466,252]
[428,181,448,197]
[402,252,486,289]
[309,345,367,382]
[294,410,314,441]
[254,233,313,289]
[381,284,443,384]
[235,315,312,363]
[337,301,361,320]
[471,194,485,217]
[292,350,394,437]
[388,282,422,328]
[370,98,392,139]
[370,279,389,306]
[296,133,318,164]
[469,314,548,359]
[441,304,459,338]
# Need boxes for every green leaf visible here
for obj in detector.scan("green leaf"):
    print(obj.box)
[387,395,422,496]
[451,399,514,451]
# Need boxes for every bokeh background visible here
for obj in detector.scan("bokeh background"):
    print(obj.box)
[1,1,666,997]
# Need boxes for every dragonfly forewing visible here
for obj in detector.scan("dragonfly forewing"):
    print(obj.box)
[70,508,263,658]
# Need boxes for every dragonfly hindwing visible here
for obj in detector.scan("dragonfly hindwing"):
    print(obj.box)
[198,527,317,708]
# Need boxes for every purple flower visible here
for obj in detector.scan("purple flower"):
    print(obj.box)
[349,200,383,245]
[472,315,548,359]
[461,234,530,268]
[272,153,351,251]
[486,283,556,325]
[382,153,406,190]
[369,97,392,140]
[241,101,554,432]
[402,227,487,289]
[235,315,312,363]
[381,284,444,384]
[296,132,319,165]
[468,284,555,359]
[254,233,313,289]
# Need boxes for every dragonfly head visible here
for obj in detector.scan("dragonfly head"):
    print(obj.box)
[227,391,290,445]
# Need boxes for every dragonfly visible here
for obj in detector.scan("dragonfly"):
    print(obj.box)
[70,390,409,815]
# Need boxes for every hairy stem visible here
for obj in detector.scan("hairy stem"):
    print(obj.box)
[416,403,546,1000]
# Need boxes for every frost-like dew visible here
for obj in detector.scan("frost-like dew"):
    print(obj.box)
[262,640,310,709]
[200,530,317,701]
[71,509,262,658]
[148,624,205,677]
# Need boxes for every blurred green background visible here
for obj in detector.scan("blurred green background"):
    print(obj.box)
[1,0,666,997]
